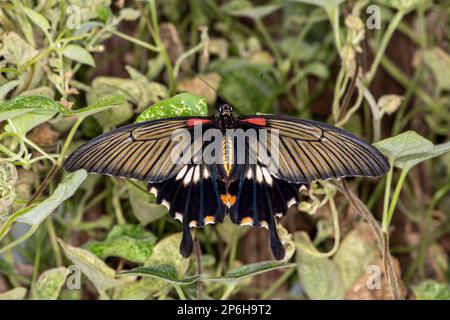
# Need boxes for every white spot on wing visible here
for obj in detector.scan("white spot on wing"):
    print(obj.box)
[162,200,170,210]
[193,166,200,183]
[176,165,187,180]
[246,167,253,179]
[287,198,296,208]
[203,167,210,179]
[183,167,194,185]
[189,220,197,227]
[256,165,263,183]
[262,167,273,185]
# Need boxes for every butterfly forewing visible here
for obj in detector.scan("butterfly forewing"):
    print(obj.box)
[64,117,214,183]
[240,115,389,183]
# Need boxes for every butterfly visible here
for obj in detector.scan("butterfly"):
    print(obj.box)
[63,102,389,260]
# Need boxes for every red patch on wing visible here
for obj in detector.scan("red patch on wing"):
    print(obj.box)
[186,119,212,127]
[241,118,267,126]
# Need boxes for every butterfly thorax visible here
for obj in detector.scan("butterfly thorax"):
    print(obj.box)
[215,104,239,130]
[214,104,240,178]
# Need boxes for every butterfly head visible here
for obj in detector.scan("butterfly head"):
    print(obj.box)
[216,103,237,129]
[217,103,233,115]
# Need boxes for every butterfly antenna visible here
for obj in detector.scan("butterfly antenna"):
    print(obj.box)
[240,72,264,93]
[189,67,227,104]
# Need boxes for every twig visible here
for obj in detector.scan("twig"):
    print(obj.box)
[26,164,60,206]
[194,235,203,299]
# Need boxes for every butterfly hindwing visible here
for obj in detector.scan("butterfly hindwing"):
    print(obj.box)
[227,161,302,260]
[148,163,226,257]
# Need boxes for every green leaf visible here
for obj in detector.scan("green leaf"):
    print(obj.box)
[23,7,50,33]
[58,239,122,293]
[0,257,15,277]
[422,48,450,92]
[62,95,126,118]
[295,232,345,300]
[85,224,156,263]
[0,95,62,136]
[96,5,112,23]
[0,80,21,102]
[292,0,345,15]
[211,58,279,114]
[332,225,377,291]
[205,261,295,284]
[0,170,87,255]
[63,45,96,67]
[111,278,159,300]
[119,8,141,21]
[0,95,62,123]
[145,233,190,278]
[119,264,201,285]
[125,66,169,110]
[374,131,450,170]
[127,181,167,225]
[87,77,141,128]
[32,267,69,300]
[0,32,38,66]
[136,93,208,123]
[223,2,283,19]
[0,287,27,300]
[395,141,450,170]
[413,280,450,300]
[376,0,426,12]
[15,170,87,226]
[112,233,191,299]
[304,62,330,79]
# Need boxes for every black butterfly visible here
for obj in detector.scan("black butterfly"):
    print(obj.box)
[64,102,389,260]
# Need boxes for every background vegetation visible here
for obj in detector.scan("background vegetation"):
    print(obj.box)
[0,0,449,300]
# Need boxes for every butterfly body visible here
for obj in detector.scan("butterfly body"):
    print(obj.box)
[64,101,389,260]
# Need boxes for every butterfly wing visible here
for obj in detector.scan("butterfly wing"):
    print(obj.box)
[148,163,227,257]
[227,162,302,260]
[240,115,390,183]
[63,117,214,183]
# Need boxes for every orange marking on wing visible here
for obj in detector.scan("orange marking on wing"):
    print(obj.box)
[204,216,215,224]
[240,217,253,225]
[220,193,236,206]
[241,118,267,126]
[186,119,212,127]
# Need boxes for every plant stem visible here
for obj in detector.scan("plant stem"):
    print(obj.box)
[20,46,54,72]
[220,284,236,300]
[194,235,203,299]
[255,19,282,68]
[112,187,126,225]
[107,28,160,52]
[46,218,63,267]
[366,10,405,84]
[149,0,176,94]
[386,168,409,229]
[382,163,394,233]
[31,227,44,284]
[57,117,84,166]
[260,268,295,299]
[174,285,187,300]
[329,7,342,51]
[228,228,240,269]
